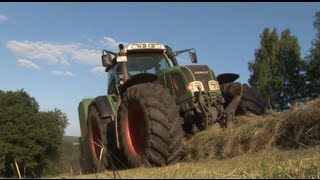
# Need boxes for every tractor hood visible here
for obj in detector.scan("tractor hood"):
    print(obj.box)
[183,65,216,90]
[157,65,218,92]
[156,64,220,104]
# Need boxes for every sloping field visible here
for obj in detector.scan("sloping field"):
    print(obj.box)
[185,98,320,161]
[55,98,320,179]
[56,146,320,179]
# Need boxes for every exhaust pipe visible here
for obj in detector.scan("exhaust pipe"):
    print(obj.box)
[119,44,130,82]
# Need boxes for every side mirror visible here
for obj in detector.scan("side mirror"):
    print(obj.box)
[189,51,198,63]
[102,53,113,68]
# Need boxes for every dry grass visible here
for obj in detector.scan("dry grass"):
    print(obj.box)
[273,99,320,148]
[184,98,320,161]
[56,146,320,179]
[183,112,279,161]
[53,98,320,179]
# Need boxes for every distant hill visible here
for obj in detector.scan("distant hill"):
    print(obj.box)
[63,136,79,143]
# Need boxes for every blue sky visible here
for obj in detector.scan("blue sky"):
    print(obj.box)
[1,2,319,136]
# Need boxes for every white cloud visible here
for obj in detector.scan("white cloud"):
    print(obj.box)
[64,71,76,77]
[7,40,72,65]
[7,37,127,77]
[70,48,100,65]
[102,37,128,51]
[51,70,76,77]
[51,70,63,76]
[17,59,40,70]
[90,66,106,75]
[0,14,8,21]
[6,40,100,66]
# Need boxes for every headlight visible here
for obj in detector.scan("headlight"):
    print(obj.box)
[208,80,220,91]
[188,81,204,92]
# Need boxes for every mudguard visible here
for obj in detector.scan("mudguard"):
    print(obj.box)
[78,98,93,139]
[90,95,116,119]
[216,73,239,85]
[120,73,158,95]
[78,95,116,138]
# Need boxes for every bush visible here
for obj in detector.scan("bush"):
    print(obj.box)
[0,89,68,178]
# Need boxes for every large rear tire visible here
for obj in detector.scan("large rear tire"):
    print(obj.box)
[117,83,184,168]
[220,82,267,115]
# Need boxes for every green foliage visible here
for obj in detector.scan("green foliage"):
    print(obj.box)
[277,29,306,109]
[248,28,305,110]
[0,89,69,178]
[248,28,280,109]
[45,140,81,177]
[249,11,320,109]
[305,11,320,99]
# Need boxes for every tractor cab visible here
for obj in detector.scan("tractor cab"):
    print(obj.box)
[102,43,196,76]
[104,43,193,95]
[106,53,171,95]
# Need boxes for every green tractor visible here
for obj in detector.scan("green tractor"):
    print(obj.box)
[77,42,266,173]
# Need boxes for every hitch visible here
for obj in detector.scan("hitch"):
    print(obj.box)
[194,87,225,131]
[194,87,210,131]
[219,85,243,128]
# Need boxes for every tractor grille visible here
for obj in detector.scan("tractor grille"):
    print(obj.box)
[186,65,212,90]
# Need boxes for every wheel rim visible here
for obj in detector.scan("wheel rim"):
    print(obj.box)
[90,118,102,161]
[126,103,145,156]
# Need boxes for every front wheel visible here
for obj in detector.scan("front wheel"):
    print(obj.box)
[117,83,184,168]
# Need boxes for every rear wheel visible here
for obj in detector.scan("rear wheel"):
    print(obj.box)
[118,83,184,168]
[220,82,267,115]
[106,121,127,169]
[87,105,109,172]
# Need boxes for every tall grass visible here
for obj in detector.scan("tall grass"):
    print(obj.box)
[184,98,320,161]
[60,145,320,179]
[55,98,320,179]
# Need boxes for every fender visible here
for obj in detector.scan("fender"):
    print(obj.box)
[90,96,115,120]
[120,73,158,95]
[216,73,239,85]
[78,98,93,139]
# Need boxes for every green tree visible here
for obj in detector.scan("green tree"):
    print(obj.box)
[0,89,68,178]
[305,11,320,99]
[248,28,282,110]
[248,28,304,110]
[277,29,305,109]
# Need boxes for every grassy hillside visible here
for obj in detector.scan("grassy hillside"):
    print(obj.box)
[42,136,81,177]
[63,136,80,144]
[57,146,320,179]
[53,98,320,179]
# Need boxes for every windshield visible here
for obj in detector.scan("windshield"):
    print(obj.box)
[121,53,171,75]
